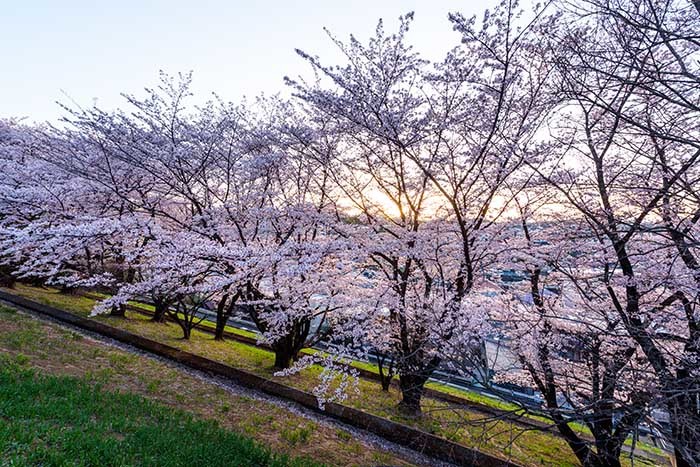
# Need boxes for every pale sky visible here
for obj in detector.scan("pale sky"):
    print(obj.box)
[2,1,488,124]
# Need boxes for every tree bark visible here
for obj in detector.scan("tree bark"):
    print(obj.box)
[669,368,700,467]
[152,299,168,323]
[380,377,391,391]
[110,303,126,318]
[376,352,395,391]
[592,441,622,467]
[271,331,304,370]
[214,294,229,341]
[60,284,78,295]
[170,307,191,340]
[398,374,426,416]
[265,314,310,370]
[0,272,15,288]
[273,348,294,370]
[214,314,227,341]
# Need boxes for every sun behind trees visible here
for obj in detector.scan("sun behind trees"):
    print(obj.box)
[0,0,698,466]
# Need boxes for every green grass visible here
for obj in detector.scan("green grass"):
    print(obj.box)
[2,284,669,466]
[0,305,409,466]
[0,363,321,467]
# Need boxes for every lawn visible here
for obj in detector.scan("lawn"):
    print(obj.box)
[0,361,318,467]
[1,284,670,466]
[0,303,409,466]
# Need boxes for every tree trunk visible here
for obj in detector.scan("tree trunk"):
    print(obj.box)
[591,441,622,467]
[271,331,305,370]
[214,315,227,341]
[376,353,395,391]
[152,300,168,323]
[670,368,700,467]
[110,303,126,318]
[214,294,229,341]
[169,305,193,340]
[60,284,77,295]
[268,315,310,370]
[214,293,241,341]
[175,314,192,340]
[380,374,392,391]
[0,273,15,288]
[272,336,296,369]
[274,349,294,370]
[28,277,45,287]
[398,374,426,416]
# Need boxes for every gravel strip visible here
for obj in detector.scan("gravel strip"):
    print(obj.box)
[2,301,455,467]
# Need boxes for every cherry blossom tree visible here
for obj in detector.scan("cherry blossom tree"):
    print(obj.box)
[1,1,698,462]
[286,13,473,414]
[476,203,658,467]
[0,119,40,287]
[531,1,700,462]
[92,231,238,338]
[44,78,358,367]
[227,100,360,369]
[286,1,559,414]
[0,122,137,312]
[48,73,259,326]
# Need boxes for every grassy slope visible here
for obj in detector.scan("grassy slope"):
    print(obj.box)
[2,284,668,466]
[0,363,317,467]
[57,287,663,451]
[0,303,409,467]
